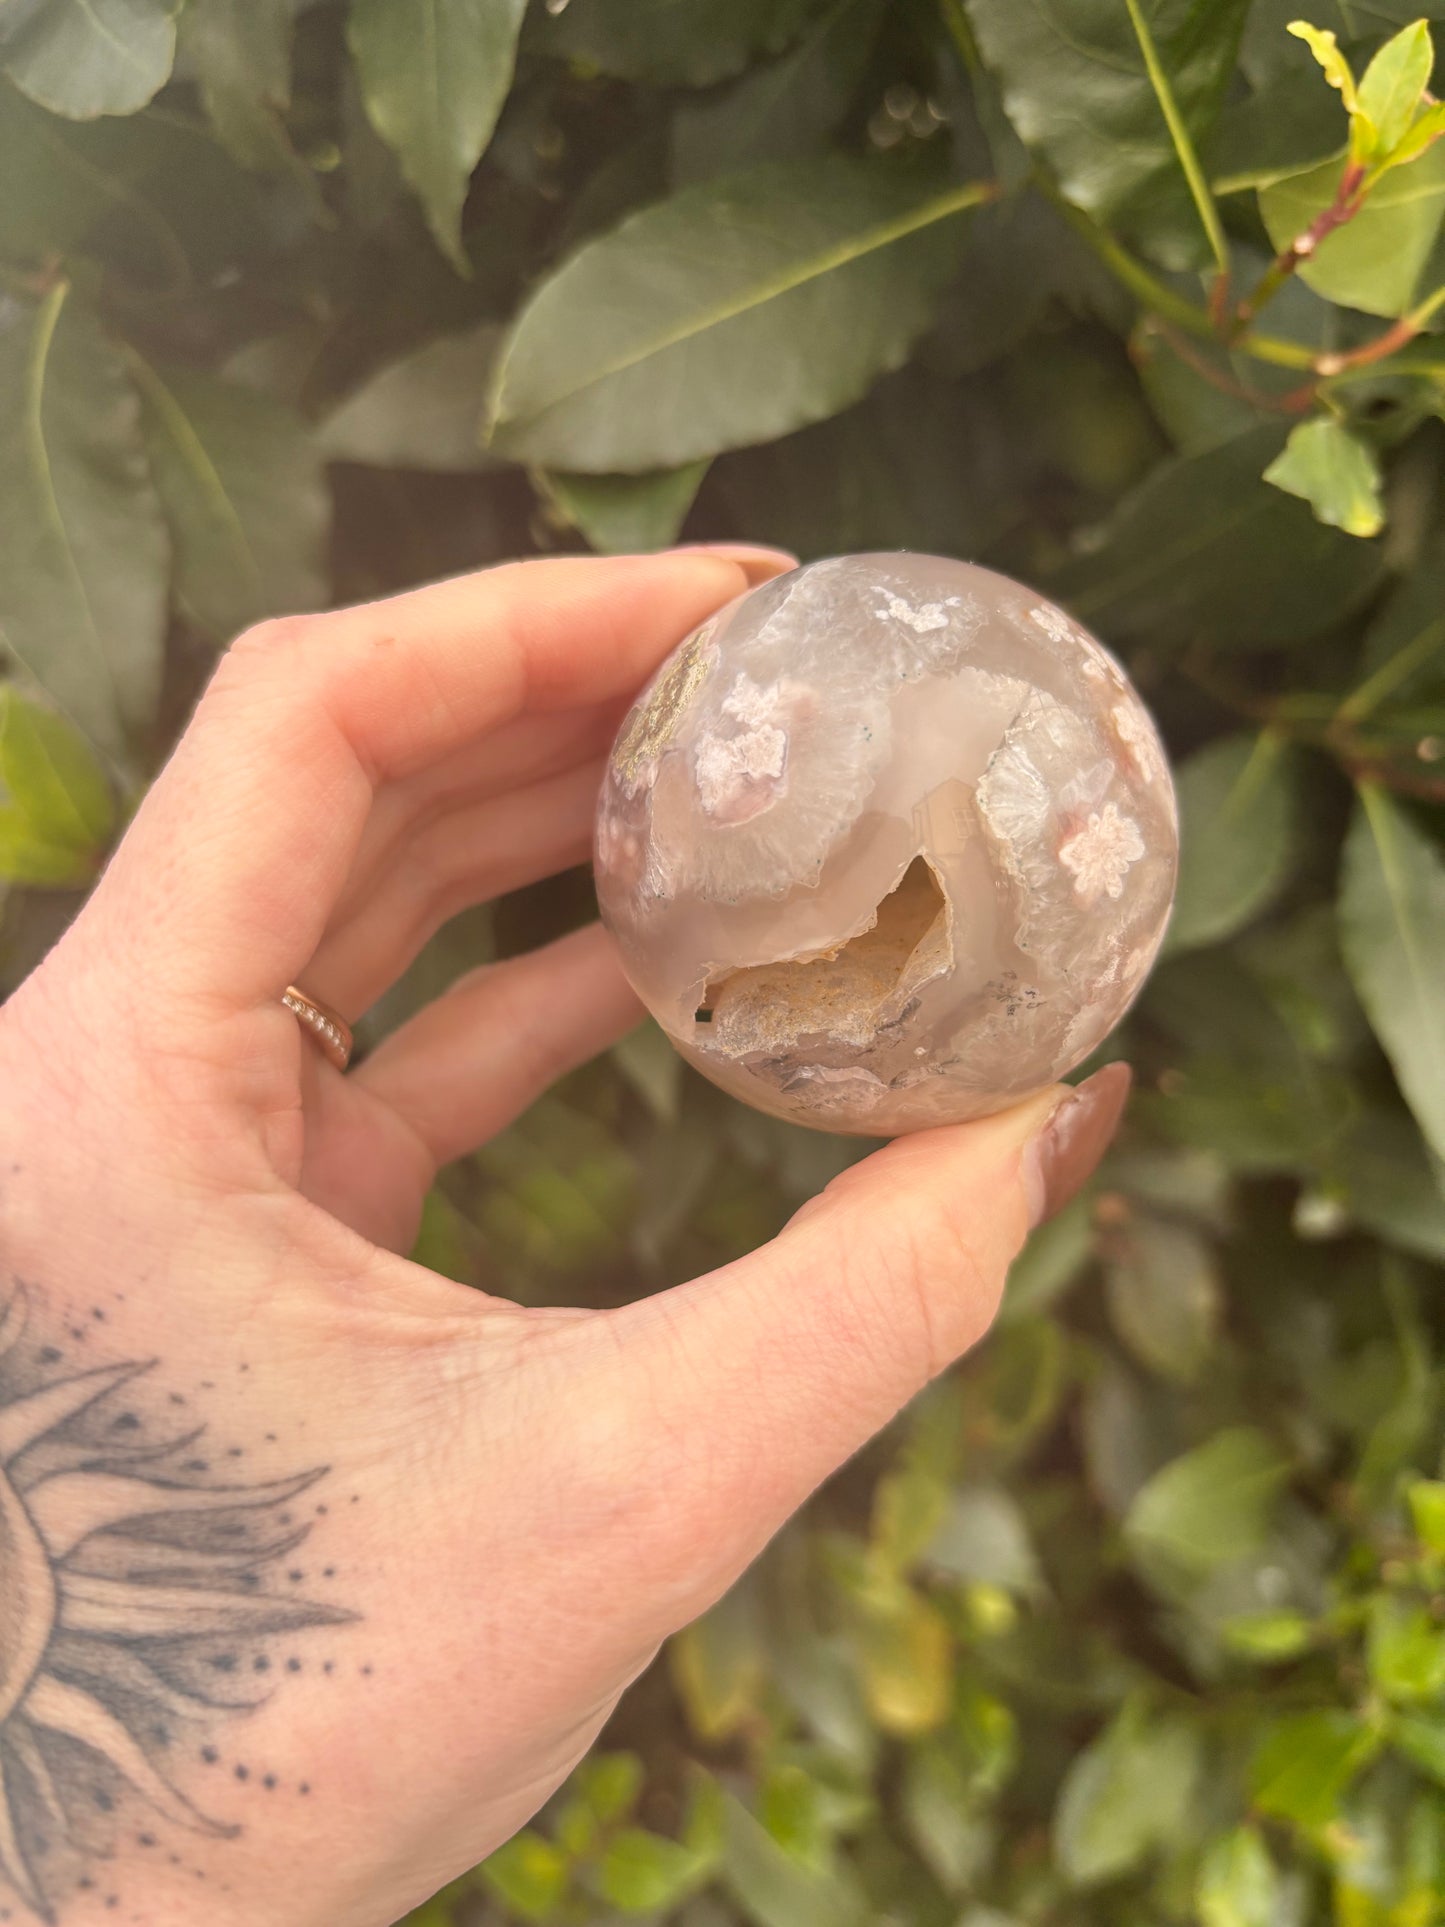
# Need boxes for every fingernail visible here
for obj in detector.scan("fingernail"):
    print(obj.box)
[1022,1063,1132,1229]
[673,542,799,582]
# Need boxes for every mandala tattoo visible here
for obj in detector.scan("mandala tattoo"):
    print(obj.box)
[0,1287,356,1921]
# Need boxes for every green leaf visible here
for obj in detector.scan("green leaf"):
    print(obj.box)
[347,0,528,272]
[672,0,885,185]
[718,1790,869,1927]
[1054,1699,1201,1886]
[480,1830,570,1921]
[180,0,313,190]
[1387,95,1445,168]
[0,687,114,887]
[530,0,818,88]
[1264,418,1385,538]
[1196,1824,1286,1927]
[321,327,500,472]
[1252,1709,1379,1827]
[1339,788,1445,1165]
[999,1192,1094,1322]
[132,359,328,643]
[901,1744,993,1894]
[965,0,1249,268]
[0,286,167,759]
[597,1828,709,1913]
[1260,139,1445,317]
[670,1580,765,1742]
[850,1581,954,1737]
[1211,70,1349,194]
[574,1750,645,1825]
[1125,1427,1293,1576]
[538,463,709,554]
[1058,425,1383,650]
[1338,1107,1445,1262]
[1287,21,1361,118]
[1369,1593,1445,1701]
[924,1487,1044,1597]
[1407,1477,1445,1554]
[0,0,178,118]
[1358,21,1435,163]
[487,158,984,473]
[1167,732,1301,953]
[1105,1217,1222,1383]
[1219,1610,1314,1660]
[1393,1709,1445,1785]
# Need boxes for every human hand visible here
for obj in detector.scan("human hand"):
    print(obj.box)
[0,551,1129,1927]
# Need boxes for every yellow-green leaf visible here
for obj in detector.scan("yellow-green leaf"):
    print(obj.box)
[1359,20,1436,163]
[1288,21,1359,110]
[1264,418,1385,538]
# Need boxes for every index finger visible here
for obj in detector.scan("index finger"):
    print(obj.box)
[91,548,793,1011]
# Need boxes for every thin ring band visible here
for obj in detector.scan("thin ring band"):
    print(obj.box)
[282,985,353,1071]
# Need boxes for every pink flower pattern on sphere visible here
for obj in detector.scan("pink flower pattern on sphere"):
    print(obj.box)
[595,554,1179,1136]
[1059,803,1147,903]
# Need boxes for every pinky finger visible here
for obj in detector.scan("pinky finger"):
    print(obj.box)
[351,924,643,1167]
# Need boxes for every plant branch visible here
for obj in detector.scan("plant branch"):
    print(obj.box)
[1042,188,1319,369]
[1122,0,1231,277]
[1336,612,1445,726]
[1235,161,1368,330]
[1145,319,1315,414]
[937,0,982,76]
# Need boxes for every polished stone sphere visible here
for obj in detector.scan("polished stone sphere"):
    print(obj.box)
[595,553,1177,1135]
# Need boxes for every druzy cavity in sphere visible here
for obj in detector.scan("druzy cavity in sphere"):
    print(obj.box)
[595,554,1178,1135]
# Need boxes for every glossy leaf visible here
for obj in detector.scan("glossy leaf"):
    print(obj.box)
[0,287,167,758]
[1264,418,1385,538]
[539,463,709,554]
[0,0,178,118]
[924,1487,1044,1597]
[1339,788,1445,1165]
[321,328,500,472]
[1196,1825,1286,1927]
[966,0,1249,267]
[180,0,311,188]
[1125,1427,1292,1576]
[672,0,885,184]
[1058,425,1383,649]
[1367,1594,1445,1701]
[718,1791,869,1927]
[134,360,328,642]
[1105,1216,1222,1383]
[348,0,528,272]
[488,159,982,472]
[1393,1710,1445,1785]
[531,0,818,88]
[1167,732,1301,952]
[1358,21,1436,163]
[1259,140,1445,317]
[1054,1699,1200,1885]
[670,1582,765,1742]
[597,1828,709,1912]
[479,1830,569,1920]
[1252,1709,1379,1827]
[901,1745,992,1894]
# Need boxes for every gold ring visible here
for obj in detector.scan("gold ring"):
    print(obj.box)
[282,985,353,1071]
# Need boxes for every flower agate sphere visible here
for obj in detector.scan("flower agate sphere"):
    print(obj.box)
[595,554,1178,1136]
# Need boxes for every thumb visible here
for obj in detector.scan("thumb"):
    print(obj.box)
[597,1064,1130,1621]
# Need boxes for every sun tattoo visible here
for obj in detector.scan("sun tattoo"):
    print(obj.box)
[0,1289,355,1921]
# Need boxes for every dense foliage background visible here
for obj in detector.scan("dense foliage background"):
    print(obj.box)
[5,0,1445,1920]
